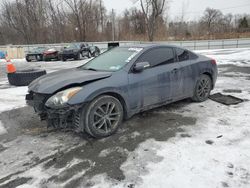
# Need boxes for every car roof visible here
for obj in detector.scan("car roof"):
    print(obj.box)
[121,43,182,50]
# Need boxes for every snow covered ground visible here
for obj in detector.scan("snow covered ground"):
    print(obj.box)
[0,59,87,135]
[0,48,250,188]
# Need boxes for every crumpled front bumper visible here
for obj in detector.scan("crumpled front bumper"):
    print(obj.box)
[26,92,83,130]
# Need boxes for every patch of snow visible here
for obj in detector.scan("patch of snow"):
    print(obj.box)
[0,121,7,135]
[99,147,129,158]
[196,48,250,66]
[135,97,250,188]
[16,158,87,188]
[16,166,51,188]
[0,86,28,113]
[130,131,141,139]
[0,59,26,64]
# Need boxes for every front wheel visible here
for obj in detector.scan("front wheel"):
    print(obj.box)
[192,74,212,102]
[36,55,43,61]
[82,95,124,138]
[74,53,80,60]
[87,51,92,58]
[94,51,100,57]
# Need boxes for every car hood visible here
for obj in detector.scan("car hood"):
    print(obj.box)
[29,68,112,94]
[63,47,78,51]
[27,52,42,55]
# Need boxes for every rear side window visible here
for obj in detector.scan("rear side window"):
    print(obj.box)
[137,47,175,67]
[176,48,189,62]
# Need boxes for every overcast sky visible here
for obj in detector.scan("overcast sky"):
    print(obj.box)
[104,0,250,21]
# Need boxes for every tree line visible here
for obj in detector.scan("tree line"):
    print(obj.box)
[0,0,249,45]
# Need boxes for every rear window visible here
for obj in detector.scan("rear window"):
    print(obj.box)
[176,48,189,61]
[176,48,197,61]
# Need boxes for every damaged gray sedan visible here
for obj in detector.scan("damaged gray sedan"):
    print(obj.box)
[26,44,217,138]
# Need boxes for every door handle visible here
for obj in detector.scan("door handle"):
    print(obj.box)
[171,68,178,74]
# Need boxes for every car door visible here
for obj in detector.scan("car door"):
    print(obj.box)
[128,47,181,110]
[175,48,198,98]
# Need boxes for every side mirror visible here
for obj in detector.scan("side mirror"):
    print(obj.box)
[133,62,150,72]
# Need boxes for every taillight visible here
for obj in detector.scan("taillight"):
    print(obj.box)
[211,59,217,65]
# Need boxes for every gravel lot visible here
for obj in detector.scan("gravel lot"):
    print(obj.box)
[0,49,250,188]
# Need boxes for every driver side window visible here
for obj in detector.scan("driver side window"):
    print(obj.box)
[137,47,175,67]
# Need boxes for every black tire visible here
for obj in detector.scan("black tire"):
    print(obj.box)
[94,51,100,57]
[74,53,80,60]
[8,69,47,86]
[81,95,124,138]
[36,55,43,61]
[87,51,92,58]
[43,57,51,62]
[192,74,212,102]
[26,56,31,62]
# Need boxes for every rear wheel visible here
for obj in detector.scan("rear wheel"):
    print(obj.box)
[82,95,124,138]
[192,74,212,102]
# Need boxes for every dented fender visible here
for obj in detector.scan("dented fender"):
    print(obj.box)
[67,71,130,109]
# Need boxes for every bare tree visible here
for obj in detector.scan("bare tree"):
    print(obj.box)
[201,8,223,36]
[64,0,86,41]
[0,0,250,45]
[139,0,167,41]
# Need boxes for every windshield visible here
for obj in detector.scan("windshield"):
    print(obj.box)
[80,47,143,72]
[31,47,46,53]
[65,43,80,49]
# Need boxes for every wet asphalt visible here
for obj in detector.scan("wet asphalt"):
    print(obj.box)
[0,101,196,188]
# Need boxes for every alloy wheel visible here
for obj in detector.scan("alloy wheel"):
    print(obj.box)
[92,102,120,134]
[197,77,211,99]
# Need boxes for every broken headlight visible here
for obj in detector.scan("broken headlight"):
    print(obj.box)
[45,87,82,108]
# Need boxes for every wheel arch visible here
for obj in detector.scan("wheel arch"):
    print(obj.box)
[202,71,214,89]
[93,92,128,119]
[70,88,129,119]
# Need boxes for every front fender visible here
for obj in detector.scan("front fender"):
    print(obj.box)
[68,86,129,111]
[67,70,129,111]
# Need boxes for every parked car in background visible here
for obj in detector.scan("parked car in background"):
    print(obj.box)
[26,47,47,62]
[43,47,61,61]
[89,46,101,57]
[59,43,84,61]
[26,44,217,138]
[59,43,101,61]
[79,43,101,58]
